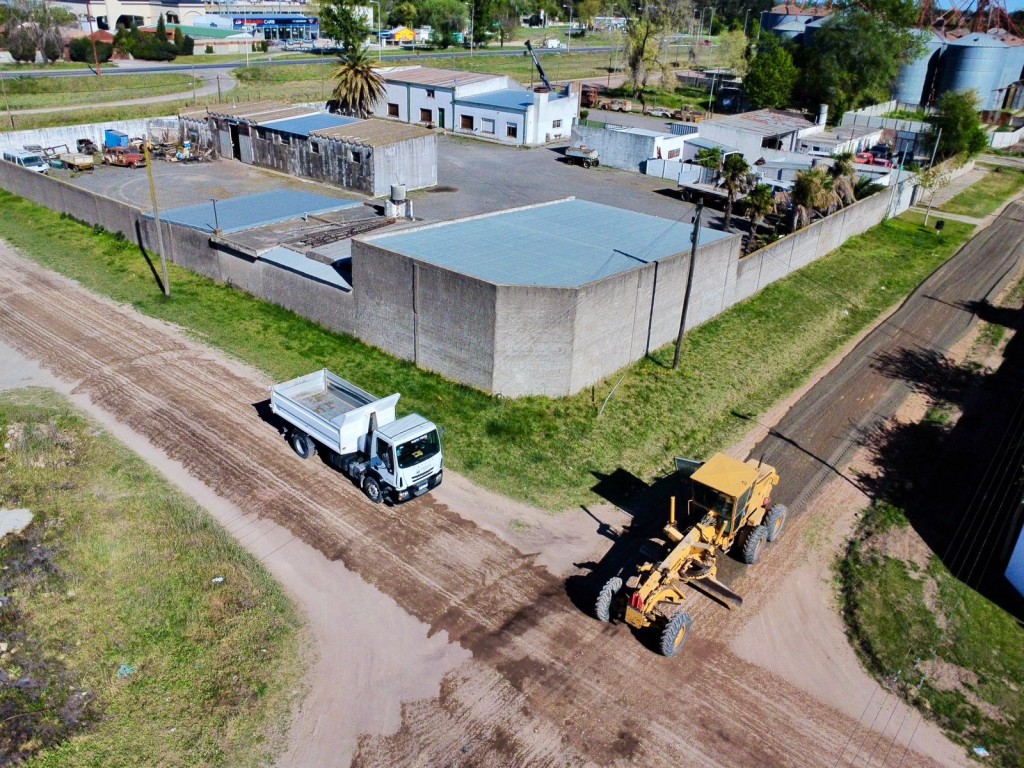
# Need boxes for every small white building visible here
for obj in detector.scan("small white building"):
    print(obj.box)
[697,108,824,164]
[377,66,579,146]
[575,124,688,172]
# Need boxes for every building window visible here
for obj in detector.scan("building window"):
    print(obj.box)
[506,123,518,138]
[349,149,363,164]
[461,114,474,130]
[552,119,563,128]
[667,148,680,159]
[481,118,495,135]
[420,108,432,123]
[311,142,320,154]
[388,103,400,117]
[426,89,436,98]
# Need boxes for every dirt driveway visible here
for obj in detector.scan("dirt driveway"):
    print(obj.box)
[0,252,985,768]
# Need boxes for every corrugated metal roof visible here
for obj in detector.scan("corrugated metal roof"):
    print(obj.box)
[206,101,313,123]
[383,66,504,88]
[260,113,358,137]
[702,109,815,136]
[609,126,674,138]
[948,32,1007,48]
[363,199,733,288]
[259,247,351,290]
[310,118,434,147]
[154,191,361,234]
[687,136,740,153]
[457,89,536,111]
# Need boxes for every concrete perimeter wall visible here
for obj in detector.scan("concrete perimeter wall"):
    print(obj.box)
[0,117,183,155]
[0,160,354,336]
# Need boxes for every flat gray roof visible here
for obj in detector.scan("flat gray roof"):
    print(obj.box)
[365,199,732,288]
[155,190,361,234]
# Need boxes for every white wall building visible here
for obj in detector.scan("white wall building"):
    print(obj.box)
[377,66,579,146]
[697,109,824,163]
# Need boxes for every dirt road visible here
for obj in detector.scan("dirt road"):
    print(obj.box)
[4,207,1022,765]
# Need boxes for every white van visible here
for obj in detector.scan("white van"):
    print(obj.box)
[2,149,48,174]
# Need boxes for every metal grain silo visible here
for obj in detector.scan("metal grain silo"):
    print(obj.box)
[940,33,1009,111]
[997,42,1024,108]
[894,29,946,106]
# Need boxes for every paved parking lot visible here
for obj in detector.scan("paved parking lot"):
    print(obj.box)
[61,130,716,229]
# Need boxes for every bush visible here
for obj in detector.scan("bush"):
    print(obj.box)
[204,44,214,54]
[6,26,38,63]
[182,35,195,56]
[69,37,114,64]
[259,39,269,52]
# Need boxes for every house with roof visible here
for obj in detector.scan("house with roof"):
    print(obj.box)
[377,65,579,146]
[695,108,825,164]
[185,101,436,196]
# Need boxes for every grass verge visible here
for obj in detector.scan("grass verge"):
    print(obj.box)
[839,503,1023,767]
[3,73,194,110]
[939,166,1024,218]
[0,388,303,767]
[0,190,976,510]
[1,100,195,134]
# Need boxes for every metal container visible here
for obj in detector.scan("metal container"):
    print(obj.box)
[895,29,946,106]
[939,33,1009,111]
[390,183,407,202]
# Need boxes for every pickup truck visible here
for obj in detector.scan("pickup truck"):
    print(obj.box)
[103,147,146,168]
[565,144,599,168]
[270,369,444,504]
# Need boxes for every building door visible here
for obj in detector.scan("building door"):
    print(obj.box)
[438,107,445,129]
[228,123,241,160]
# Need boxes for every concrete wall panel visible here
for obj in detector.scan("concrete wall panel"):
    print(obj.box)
[493,285,576,397]
[352,240,417,360]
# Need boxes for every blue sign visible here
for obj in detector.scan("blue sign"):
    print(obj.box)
[232,17,318,28]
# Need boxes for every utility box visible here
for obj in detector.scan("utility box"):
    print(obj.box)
[104,129,129,150]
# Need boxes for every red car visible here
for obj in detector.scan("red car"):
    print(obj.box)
[103,147,146,168]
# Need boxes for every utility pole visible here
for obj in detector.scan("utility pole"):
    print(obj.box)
[85,0,102,75]
[743,7,750,35]
[928,126,943,168]
[0,74,13,130]
[673,203,703,370]
[192,63,197,104]
[144,144,170,297]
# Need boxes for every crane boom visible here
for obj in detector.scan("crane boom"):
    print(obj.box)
[524,40,554,93]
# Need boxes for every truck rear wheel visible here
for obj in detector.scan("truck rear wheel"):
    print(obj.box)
[595,576,622,622]
[289,430,315,459]
[363,476,384,504]
[582,159,592,168]
[766,504,788,542]
[660,611,693,657]
[741,525,769,564]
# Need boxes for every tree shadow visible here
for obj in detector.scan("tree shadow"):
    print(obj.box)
[854,315,1024,621]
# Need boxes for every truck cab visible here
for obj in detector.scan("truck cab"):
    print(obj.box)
[366,414,443,503]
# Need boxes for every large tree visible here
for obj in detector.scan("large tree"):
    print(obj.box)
[329,45,385,117]
[721,152,754,230]
[798,0,923,118]
[319,0,371,50]
[418,0,466,48]
[623,0,689,107]
[929,90,988,159]
[744,183,777,252]
[744,33,798,109]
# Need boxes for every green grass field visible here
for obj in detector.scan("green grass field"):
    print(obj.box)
[0,190,975,510]
[840,503,1024,767]
[0,388,303,767]
[940,167,1024,218]
[2,73,194,109]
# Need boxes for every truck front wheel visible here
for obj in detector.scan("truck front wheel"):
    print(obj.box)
[289,430,315,459]
[363,476,384,504]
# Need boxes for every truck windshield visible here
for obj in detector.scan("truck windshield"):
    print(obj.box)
[691,483,733,516]
[24,156,45,168]
[396,430,441,469]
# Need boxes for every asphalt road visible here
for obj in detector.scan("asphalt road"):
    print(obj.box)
[751,200,1024,515]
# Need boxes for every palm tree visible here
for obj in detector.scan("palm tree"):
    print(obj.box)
[790,167,833,230]
[721,153,754,231]
[694,147,722,183]
[828,151,857,208]
[329,46,385,118]
[744,183,776,253]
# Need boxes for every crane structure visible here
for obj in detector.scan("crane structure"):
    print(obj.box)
[524,39,555,93]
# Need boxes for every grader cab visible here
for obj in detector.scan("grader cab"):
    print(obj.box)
[595,453,787,656]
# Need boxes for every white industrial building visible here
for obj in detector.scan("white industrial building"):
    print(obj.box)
[696,108,824,164]
[377,66,578,146]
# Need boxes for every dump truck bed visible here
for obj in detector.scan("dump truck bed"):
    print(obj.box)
[270,369,400,455]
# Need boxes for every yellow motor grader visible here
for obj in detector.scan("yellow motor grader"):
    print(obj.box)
[595,453,786,656]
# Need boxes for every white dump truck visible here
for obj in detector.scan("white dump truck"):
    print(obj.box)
[270,369,444,504]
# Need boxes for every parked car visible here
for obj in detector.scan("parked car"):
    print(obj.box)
[103,147,146,168]
[647,106,676,119]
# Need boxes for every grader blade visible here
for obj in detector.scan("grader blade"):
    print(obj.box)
[690,576,744,609]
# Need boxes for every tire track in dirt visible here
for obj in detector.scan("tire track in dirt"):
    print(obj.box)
[0,250,953,767]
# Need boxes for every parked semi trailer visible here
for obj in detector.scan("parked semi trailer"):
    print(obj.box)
[271,369,444,504]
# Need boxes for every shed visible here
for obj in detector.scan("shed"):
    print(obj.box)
[574,124,688,171]
[696,109,822,163]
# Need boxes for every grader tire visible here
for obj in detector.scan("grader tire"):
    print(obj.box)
[766,503,788,542]
[742,525,769,564]
[659,611,694,657]
[595,576,622,622]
